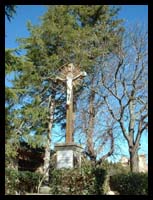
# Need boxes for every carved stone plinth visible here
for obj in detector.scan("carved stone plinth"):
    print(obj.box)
[54,143,83,169]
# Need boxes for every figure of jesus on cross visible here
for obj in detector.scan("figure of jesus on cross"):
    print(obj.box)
[56,63,87,143]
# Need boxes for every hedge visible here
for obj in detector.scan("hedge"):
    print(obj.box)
[110,172,148,195]
[49,166,108,195]
[5,168,42,195]
[5,166,108,195]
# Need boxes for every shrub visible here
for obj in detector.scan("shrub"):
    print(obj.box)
[101,160,130,176]
[5,168,42,194]
[18,171,42,194]
[110,172,148,195]
[49,166,107,195]
[92,167,108,194]
[5,168,19,194]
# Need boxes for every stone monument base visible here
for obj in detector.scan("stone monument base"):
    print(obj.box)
[54,143,83,169]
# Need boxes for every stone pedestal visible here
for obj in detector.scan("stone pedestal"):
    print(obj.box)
[54,143,83,169]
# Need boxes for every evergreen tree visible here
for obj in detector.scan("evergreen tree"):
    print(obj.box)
[5,49,23,167]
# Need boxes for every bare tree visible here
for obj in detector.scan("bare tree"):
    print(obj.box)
[74,67,116,166]
[100,24,148,172]
[74,24,148,171]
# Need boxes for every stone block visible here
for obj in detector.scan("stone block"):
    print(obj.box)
[55,143,83,169]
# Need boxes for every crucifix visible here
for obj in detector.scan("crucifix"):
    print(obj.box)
[56,63,87,144]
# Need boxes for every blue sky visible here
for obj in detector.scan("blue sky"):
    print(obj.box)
[5,5,148,161]
[5,5,148,49]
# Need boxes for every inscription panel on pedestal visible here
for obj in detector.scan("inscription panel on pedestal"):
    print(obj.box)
[57,150,73,169]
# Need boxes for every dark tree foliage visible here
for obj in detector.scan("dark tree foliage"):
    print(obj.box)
[5,5,16,21]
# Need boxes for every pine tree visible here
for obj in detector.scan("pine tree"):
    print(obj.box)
[5,49,23,168]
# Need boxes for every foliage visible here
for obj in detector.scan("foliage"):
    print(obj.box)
[18,171,42,193]
[49,166,107,195]
[5,5,16,21]
[5,49,24,165]
[5,168,42,195]
[110,172,148,195]
[14,5,124,133]
[106,161,130,175]
[5,168,19,194]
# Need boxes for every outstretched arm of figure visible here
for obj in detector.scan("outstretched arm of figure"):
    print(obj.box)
[73,71,87,81]
[56,76,66,82]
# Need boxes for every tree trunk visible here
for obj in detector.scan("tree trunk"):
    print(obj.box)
[129,150,139,172]
[43,93,55,183]
[87,90,96,162]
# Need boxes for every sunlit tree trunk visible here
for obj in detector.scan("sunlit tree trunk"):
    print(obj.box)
[43,92,55,183]
[129,150,139,172]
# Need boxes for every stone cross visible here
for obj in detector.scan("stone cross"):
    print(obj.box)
[56,63,87,143]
